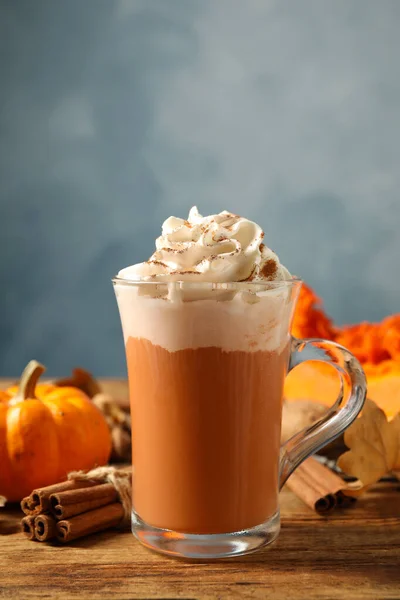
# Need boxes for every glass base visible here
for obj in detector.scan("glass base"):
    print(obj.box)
[132,510,280,559]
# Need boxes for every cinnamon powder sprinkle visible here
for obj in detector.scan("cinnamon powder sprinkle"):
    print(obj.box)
[223,212,240,220]
[148,260,168,267]
[162,247,184,253]
[261,259,278,279]
[169,270,202,276]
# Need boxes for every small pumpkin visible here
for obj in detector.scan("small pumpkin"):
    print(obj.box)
[0,360,112,502]
[0,391,10,403]
[6,382,56,400]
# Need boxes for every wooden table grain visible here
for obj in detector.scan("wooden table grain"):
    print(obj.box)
[0,379,399,599]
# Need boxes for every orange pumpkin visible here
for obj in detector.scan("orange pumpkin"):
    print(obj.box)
[0,360,112,502]
[6,383,57,399]
[0,391,10,403]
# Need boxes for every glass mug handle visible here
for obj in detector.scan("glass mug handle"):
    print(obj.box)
[279,337,367,487]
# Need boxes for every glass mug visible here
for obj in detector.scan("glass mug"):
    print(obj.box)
[113,277,366,559]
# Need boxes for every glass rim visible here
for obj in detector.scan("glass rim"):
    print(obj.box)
[112,275,302,289]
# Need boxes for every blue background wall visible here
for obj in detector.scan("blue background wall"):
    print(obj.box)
[1,0,399,376]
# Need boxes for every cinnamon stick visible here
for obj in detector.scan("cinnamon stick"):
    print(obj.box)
[286,457,356,515]
[57,503,124,543]
[21,480,99,516]
[34,514,58,542]
[50,483,118,519]
[21,516,36,540]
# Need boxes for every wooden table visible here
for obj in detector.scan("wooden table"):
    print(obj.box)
[1,380,399,599]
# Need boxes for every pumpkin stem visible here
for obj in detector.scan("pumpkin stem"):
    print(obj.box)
[17,360,46,400]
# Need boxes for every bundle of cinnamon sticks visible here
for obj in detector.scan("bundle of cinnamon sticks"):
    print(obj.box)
[21,473,129,543]
[286,456,358,515]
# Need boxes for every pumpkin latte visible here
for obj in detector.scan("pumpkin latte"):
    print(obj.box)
[114,206,293,534]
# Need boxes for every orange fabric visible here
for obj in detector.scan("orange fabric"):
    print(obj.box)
[287,284,400,418]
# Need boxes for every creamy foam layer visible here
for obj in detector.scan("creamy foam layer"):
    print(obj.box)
[118,207,291,283]
[115,283,293,353]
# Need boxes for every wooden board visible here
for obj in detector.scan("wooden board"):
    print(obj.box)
[1,380,400,599]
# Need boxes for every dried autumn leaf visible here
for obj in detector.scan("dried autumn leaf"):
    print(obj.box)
[338,399,400,486]
[392,415,400,479]
[92,393,132,462]
[55,367,102,398]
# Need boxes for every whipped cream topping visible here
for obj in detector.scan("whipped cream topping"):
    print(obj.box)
[118,207,291,283]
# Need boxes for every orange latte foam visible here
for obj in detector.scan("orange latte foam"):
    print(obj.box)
[127,337,290,534]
